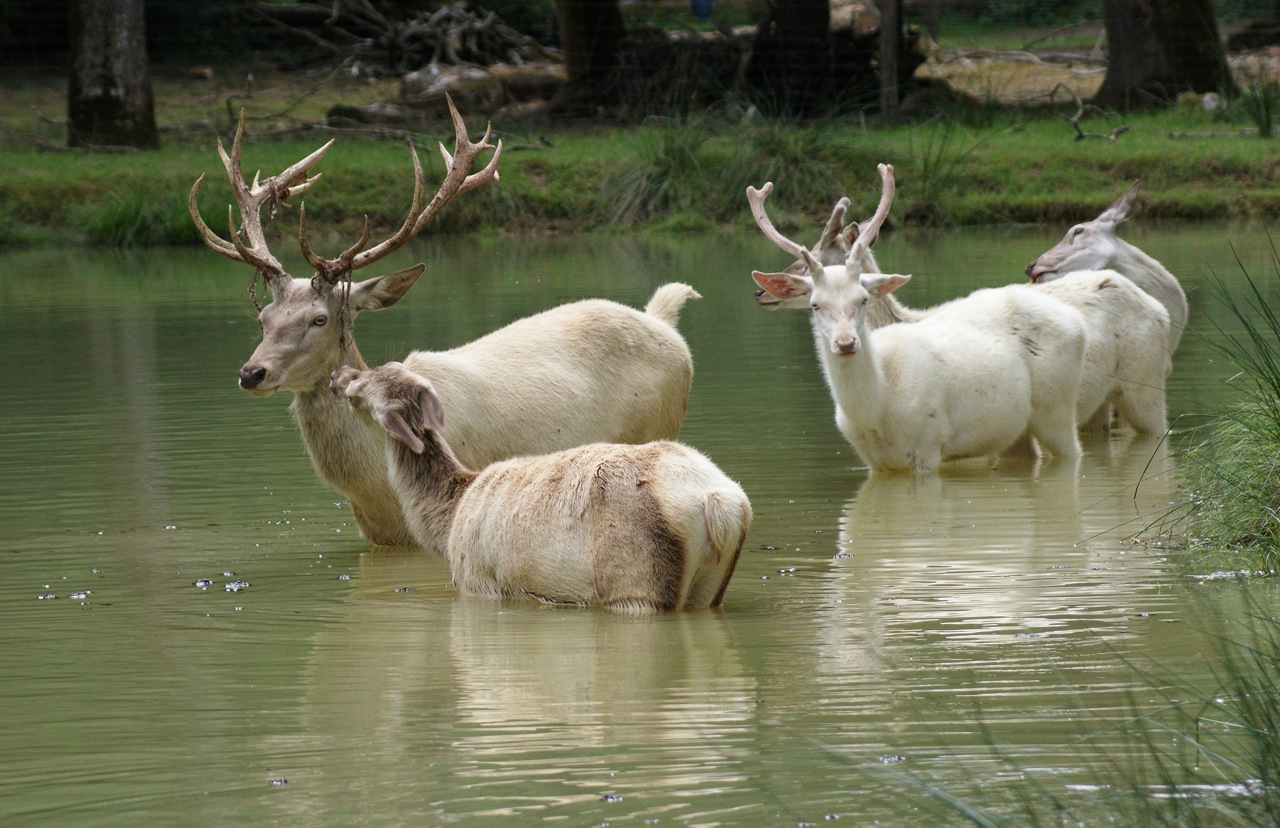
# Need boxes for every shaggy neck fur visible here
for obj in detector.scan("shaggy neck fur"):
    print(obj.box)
[290,341,416,547]
[386,428,477,558]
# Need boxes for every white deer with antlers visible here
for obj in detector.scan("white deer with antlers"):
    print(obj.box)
[190,100,700,548]
[747,172,1170,438]
[750,164,1089,473]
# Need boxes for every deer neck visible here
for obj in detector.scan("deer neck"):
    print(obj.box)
[868,293,923,327]
[290,342,416,547]
[387,434,478,559]
[817,326,885,419]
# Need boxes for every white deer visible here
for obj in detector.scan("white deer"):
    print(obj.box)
[331,363,751,611]
[751,164,1088,474]
[190,101,699,548]
[1026,181,1187,357]
[747,173,1169,436]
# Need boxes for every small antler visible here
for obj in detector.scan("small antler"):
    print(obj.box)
[846,164,894,270]
[814,196,852,257]
[746,182,807,260]
[189,110,332,279]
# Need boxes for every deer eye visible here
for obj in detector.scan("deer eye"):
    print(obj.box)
[811,303,820,313]
[312,315,328,327]
[1072,227,1084,238]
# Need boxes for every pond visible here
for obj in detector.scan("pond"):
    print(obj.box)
[1,221,1276,825]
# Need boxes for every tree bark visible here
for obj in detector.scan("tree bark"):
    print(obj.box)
[879,0,902,121]
[1093,0,1236,109]
[773,0,832,115]
[68,0,158,148]
[550,0,626,115]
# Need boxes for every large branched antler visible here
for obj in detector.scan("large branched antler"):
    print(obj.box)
[306,94,503,283]
[189,94,503,286]
[188,111,331,279]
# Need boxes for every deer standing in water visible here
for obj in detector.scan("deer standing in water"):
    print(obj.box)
[190,101,699,548]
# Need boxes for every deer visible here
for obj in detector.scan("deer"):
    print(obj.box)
[747,170,1170,438]
[1026,181,1187,358]
[190,100,700,548]
[750,164,1089,474]
[331,363,751,611]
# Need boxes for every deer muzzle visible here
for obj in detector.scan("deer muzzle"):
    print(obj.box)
[239,366,268,390]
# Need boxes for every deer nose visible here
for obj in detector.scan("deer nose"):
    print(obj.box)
[239,366,267,389]
[1025,260,1038,279]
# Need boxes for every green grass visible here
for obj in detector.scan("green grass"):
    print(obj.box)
[4,67,1280,247]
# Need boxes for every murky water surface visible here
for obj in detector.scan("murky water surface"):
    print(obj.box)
[1,223,1275,825]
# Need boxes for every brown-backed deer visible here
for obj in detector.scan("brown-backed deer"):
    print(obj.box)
[331,363,750,611]
[190,101,699,547]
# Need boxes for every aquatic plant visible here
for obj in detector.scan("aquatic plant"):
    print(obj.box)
[1185,244,1280,572]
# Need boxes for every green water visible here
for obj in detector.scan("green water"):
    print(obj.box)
[0,224,1273,825]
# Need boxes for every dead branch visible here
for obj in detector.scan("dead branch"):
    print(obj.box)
[1048,83,1128,141]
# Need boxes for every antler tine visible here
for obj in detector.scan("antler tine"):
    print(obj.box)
[189,174,241,262]
[746,182,806,260]
[403,94,501,231]
[300,199,371,279]
[813,196,852,259]
[348,94,501,271]
[226,205,281,274]
[189,109,334,280]
[848,164,894,269]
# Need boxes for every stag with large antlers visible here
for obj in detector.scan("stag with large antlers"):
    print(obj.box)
[191,101,701,548]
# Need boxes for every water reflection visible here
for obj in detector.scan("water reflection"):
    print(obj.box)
[263,546,758,822]
[831,436,1179,651]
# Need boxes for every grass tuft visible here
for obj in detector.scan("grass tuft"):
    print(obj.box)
[1185,242,1280,571]
[600,119,712,227]
[1238,66,1280,139]
[74,190,200,247]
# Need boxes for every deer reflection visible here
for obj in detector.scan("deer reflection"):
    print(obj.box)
[260,546,755,823]
[816,437,1181,682]
[446,597,754,746]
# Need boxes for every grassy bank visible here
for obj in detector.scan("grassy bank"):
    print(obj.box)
[4,68,1280,247]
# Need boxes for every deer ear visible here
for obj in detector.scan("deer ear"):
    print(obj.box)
[418,386,445,433]
[350,264,426,312]
[753,270,813,301]
[861,272,911,297]
[1097,181,1139,226]
[379,409,426,454]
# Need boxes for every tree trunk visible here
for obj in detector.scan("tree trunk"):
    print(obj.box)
[879,0,902,121]
[1093,0,1236,109]
[772,0,832,115]
[68,0,158,148]
[550,0,626,115]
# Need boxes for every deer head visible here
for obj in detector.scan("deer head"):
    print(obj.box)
[745,171,892,309]
[1026,181,1139,284]
[189,96,502,395]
